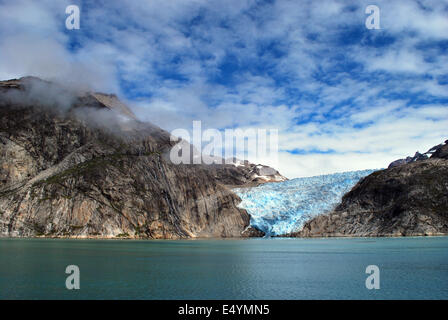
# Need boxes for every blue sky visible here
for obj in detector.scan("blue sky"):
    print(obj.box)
[0,0,447,177]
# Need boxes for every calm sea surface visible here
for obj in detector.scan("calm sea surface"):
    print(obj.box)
[0,237,447,299]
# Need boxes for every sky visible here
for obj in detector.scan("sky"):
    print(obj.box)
[0,0,447,178]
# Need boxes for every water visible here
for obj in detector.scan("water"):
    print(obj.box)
[0,237,447,299]
[234,169,377,236]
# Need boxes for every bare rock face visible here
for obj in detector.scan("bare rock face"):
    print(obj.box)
[431,142,448,160]
[0,77,258,239]
[388,141,448,168]
[202,159,287,187]
[241,226,265,237]
[293,156,448,237]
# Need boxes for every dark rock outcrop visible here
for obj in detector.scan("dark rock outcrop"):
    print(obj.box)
[388,141,447,168]
[292,146,448,237]
[241,226,266,237]
[201,160,287,187]
[431,142,448,160]
[0,77,284,239]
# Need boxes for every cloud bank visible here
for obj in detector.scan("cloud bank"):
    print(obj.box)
[0,0,447,177]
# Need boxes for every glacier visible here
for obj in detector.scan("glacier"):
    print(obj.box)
[234,169,377,236]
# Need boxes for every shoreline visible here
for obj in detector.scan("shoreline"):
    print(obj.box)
[1,234,448,241]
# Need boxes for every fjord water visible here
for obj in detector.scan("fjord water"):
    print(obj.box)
[0,237,447,300]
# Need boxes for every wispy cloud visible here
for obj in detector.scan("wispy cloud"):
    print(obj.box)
[0,0,447,177]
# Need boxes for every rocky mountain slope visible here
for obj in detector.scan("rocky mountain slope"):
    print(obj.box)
[0,77,284,239]
[388,141,448,168]
[292,141,448,237]
[202,159,287,187]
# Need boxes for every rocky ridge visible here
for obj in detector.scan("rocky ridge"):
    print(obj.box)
[0,77,284,239]
[290,141,448,237]
[388,141,448,168]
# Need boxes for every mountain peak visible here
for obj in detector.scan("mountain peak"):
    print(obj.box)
[388,140,448,168]
[0,75,286,239]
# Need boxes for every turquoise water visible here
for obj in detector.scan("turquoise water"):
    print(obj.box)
[0,237,447,299]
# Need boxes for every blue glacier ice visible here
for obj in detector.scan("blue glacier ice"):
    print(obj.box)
[234,169,377,236]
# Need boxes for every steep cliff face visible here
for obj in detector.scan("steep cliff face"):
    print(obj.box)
[294,144,448,237]
[0,77,261,239]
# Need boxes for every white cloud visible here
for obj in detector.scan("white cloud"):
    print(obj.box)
[0,0,447,178]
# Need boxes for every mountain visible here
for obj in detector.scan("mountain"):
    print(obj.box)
[292,141,448,237]
[202,158,287,187]
[0,77,284,239]
[388,141,448,168]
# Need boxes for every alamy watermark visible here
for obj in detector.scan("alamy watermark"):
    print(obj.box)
[65,5,80,30]
[65,265,80,290]
[64,4,379,31]
[170,121,279,166]
[365,5,380,30]
[365,265,380,290]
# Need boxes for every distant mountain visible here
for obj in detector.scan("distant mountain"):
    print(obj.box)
[0,77,285,239]
[201,158,287,187]
[388,141,448,168]
[292,140,448,237]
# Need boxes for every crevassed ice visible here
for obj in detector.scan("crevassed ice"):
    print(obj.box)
[234,169,377,236]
